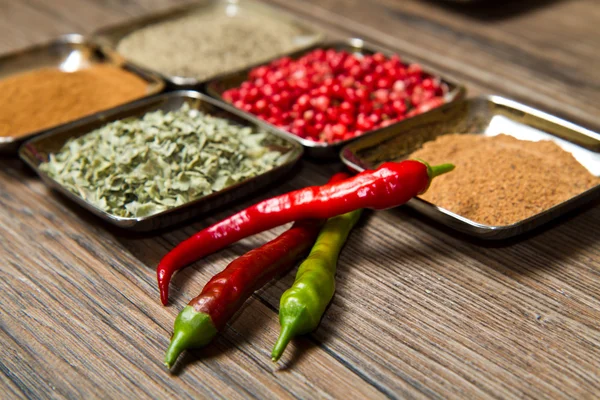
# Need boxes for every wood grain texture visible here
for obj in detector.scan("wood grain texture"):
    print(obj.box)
[1,0,599,399]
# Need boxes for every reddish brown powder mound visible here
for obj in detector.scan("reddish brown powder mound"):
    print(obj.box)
[409,134,599,226]
[0,65,148,138]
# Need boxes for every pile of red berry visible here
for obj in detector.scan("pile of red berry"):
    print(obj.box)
[222,48,448,144]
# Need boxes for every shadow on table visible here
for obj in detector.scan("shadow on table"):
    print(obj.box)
[425,0,567,21]
[364,198,600,281]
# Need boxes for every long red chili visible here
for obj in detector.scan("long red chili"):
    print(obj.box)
[164,173,349,368]
[157,159,453,305]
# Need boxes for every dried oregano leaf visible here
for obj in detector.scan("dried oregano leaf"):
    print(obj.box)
[40,104,291,218]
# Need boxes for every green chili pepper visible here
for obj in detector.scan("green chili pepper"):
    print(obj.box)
[271,208,363,361]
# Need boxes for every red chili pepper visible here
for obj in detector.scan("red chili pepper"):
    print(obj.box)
[157,160,453,305]
[164,173,349,368]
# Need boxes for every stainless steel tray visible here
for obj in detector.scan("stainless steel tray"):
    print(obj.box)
[92,0,323,88]
[19,90,303,231]
[340,95,600,239]
[205,37,466,159]
[0,34,165,153]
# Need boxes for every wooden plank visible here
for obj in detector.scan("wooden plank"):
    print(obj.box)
[0,0,599,398]
[0,160,386,399]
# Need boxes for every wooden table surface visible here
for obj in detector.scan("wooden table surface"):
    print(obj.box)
[1,0,599,399]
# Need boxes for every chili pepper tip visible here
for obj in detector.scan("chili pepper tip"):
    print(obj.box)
[271,324,296,362]
[164,332,186,369]
[158,268,173,306]
[164,306,218,369]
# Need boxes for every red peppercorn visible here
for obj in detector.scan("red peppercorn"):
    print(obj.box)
[326,107,340,122]
[363,74,375,87]
[355,88,368,101]
[358,102,373,115]
[377,78,390,89]
[255,99,267,113]
[392,99,407,114]
[356,117,374,131]
[338,112,354,127]
[373,89,390,104]
[331,123,347,137]
[349,65,362,78]
[340,101,354,113]
[303,110,315,122]
[314,113,326,124]
[312,95,330,112]
[373,52,386,63]
[251,66,269,79]
[368,114,380,124]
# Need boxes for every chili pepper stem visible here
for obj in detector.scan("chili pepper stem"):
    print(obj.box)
[429,163,455,179]
[415,159,455,180]
[164,306,218,369]
[413,160,455,194]
[271,323,296,362]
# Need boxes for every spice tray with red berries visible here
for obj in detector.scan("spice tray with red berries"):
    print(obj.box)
[205,37,466,158]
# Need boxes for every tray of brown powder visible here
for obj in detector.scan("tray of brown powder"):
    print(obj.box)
[340,95,600,239]
[0,34,164,153]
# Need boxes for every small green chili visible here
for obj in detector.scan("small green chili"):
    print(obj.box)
[271,208,363,361]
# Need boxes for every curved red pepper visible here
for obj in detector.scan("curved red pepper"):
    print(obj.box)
[164,173,349,368]
[157,160,453,305]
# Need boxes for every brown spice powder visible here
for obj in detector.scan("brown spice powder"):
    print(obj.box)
[0,65,148,138]
[409,134,600,226]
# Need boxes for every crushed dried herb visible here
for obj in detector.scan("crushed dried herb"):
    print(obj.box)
[0,65,148,139]
[40,104,289,218]
[409,134,600,226]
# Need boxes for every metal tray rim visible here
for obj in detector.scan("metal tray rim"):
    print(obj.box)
[339,94,600,239]
[19,90,304,230]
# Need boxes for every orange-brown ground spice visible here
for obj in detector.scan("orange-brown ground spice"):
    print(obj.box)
[409,134,599,226]
[0,65,148,138]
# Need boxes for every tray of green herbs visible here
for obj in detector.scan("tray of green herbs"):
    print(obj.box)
[19,91,303,231]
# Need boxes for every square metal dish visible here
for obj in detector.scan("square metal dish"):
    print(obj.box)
[92,0,323,88]
[0,33,165,153]
[205,37,466,159]
[340,95,600,239]
[19,90,303,231]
